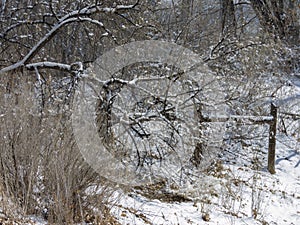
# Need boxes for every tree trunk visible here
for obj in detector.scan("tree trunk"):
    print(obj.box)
[250,0,299,45]
[268,103,277,174]
[180,0,192,24]
[286,0,300,45]
[179,0,193,37]
[220,0,237,36]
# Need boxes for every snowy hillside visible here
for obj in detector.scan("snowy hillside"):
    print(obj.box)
[0,135,298,225]
[110,134,300,225]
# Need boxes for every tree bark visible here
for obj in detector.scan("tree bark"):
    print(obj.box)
[180,0,192,23]
[268,103,277,174]
[220,0,237,36]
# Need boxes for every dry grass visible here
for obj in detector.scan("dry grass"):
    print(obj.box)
[0,71,120,224]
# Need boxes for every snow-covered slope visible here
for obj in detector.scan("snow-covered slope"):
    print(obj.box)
[111,135,300,225]
[0,135,298,225]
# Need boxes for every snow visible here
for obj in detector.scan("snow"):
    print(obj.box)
[0,3,137,74]
[1,134,297,225]
[26,61,71,71]
[0,132,299,225]
[289,75,300,89]
[109,134,300,225]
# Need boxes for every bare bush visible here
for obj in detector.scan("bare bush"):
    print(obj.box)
[0,71,120,224]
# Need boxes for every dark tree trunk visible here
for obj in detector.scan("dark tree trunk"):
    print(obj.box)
[268,103,277,174]
[220,0,237,36]
[179,0,193,37]
[180,0,192,23]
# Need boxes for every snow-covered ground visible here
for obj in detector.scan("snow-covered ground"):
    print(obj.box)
[0,135,298,225]
[111,135,300,225]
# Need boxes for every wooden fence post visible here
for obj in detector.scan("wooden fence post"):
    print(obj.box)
[268,103,277,174]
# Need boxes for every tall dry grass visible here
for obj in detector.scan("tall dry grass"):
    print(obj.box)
[0,70,120,224]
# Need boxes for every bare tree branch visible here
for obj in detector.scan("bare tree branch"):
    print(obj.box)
[0,2,138,74]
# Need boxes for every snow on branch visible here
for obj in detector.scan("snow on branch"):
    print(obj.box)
[0,20,46,38]
[26,62,71,71]
[26,61,84,74]
[0,17,78,74]
[0,1,139,74]
[203,114,274,124]
[280,112,300,120]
